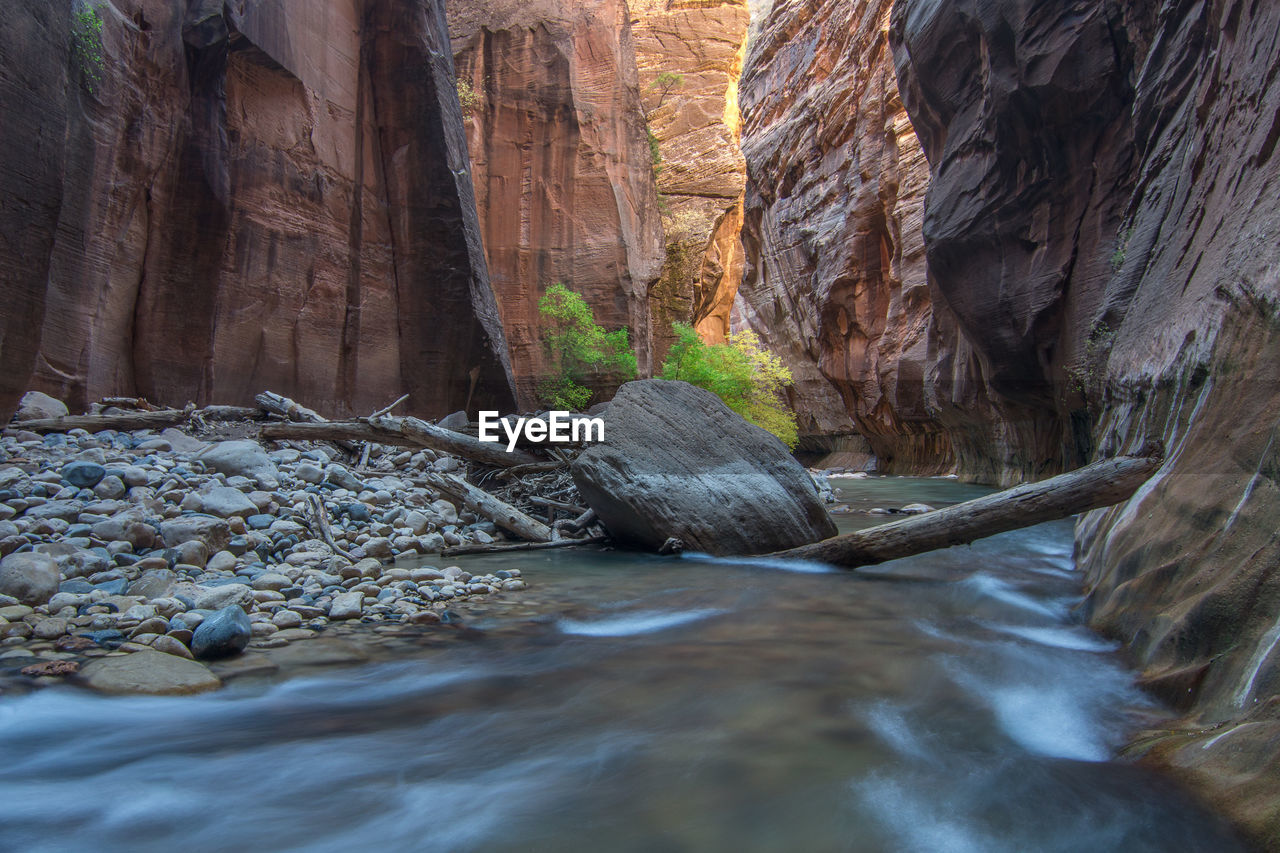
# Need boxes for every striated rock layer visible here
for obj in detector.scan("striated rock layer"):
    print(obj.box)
[736,0,944,466]
[449,0,664,408]
[890,0,1280,841]
[631,0,750,361]
[2,0,515,421]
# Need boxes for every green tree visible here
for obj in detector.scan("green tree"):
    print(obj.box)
[72,3,106,93]
[538,283,637,410]
[649,71,683,109]
[660,323,799,448]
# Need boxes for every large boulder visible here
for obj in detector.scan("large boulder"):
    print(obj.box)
[13,391,68,422]
[195,440,279,488]
[571,380,836,555]
[0,552,60,605]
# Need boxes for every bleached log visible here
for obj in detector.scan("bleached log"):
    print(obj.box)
[768,448,1163,570]
[11,406,194,435]
[427,472,552,542]
[261,418,539,468]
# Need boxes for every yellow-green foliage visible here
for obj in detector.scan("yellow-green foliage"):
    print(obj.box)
[538,283,637,411]
[456,76,480,118]
[660,323,799,449]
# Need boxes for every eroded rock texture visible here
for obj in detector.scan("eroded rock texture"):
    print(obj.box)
[891,0,1134,483]
[631,0,749,360]
[449,0,664,408]
[4,0,515,421]
[891,0,1280,841]
[736,0,943,466]
[0,7,69,424]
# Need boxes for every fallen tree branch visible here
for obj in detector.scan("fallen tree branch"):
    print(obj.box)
[305,493,356,561]
[197,405,263,421]
[368,394,410,420]
[427,472,552,542]
[442,535,608,557]
[11,405,195,435]
[261,417,541,468]
[767,447,1164,570]
[528,496,589,515]
[256,391,359,452]
[495,461,568,478]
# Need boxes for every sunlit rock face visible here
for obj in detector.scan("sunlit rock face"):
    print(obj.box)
[735,0,945,471]
[449,0,665,409]
[631,0,750,363]
[1,0,515,421]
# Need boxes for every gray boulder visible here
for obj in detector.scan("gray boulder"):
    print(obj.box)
[570,380,837,556]
[193,583,253,612]
[190,605,252,659]
[61,461,106,489]
[196,440,279,488]
[160,516,231,554]
[437,410,469,431]
[0,552,59,604]
[199,486,257,518]
[79,648,220,695]
[14,391,68,422]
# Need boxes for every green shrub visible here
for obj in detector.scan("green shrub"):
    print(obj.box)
[660,323,799,448]
[72,4,105,93]
[456,76,480,119]
[537,283,637,410]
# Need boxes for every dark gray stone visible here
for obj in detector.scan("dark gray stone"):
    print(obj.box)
[190,605,252,659]
[571,380,837,556]
[61,461,106,489]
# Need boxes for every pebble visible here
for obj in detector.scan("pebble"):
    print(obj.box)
[0,417,538,696]
[329,591,364,620]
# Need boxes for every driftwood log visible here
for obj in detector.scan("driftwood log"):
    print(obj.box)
[427,472,553,542]
[767,449,1163,569]
[10,406,195,435]
[255,391,358,452]
[260,417,540,468]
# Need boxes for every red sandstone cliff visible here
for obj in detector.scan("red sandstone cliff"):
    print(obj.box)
[1,0,516,421]
[448,0,664,408]
[630,0,749,361]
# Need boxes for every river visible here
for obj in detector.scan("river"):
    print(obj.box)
[0,478,1248,851]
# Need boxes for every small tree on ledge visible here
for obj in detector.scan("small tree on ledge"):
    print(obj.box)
[537,283,637,411]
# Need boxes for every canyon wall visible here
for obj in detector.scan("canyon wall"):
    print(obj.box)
[736,0,941,467]
[1,0,515,421]
[630,0,749,360]
[890,0,1280,841]
[448,0,664,408]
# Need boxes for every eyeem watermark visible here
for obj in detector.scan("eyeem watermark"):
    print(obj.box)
[477,411,604,452]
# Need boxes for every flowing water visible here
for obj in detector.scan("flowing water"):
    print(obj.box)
[0,478,1248,851]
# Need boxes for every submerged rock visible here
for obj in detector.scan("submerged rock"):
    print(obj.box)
[79,648,220,695]
[571,380,837,555]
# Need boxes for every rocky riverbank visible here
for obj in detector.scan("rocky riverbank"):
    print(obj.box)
[0,393,530,696]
